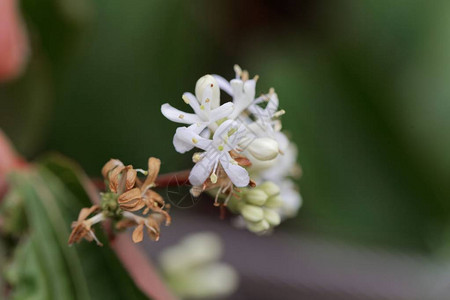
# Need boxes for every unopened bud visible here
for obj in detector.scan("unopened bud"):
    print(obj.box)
[246,220,270,233]
[258,181,280,197]
[245,189,268,206]
[247,137,279,161]
[195,75,220,109]
[265,195,283,208]
[263,208,281,226]
[241,204,264,222]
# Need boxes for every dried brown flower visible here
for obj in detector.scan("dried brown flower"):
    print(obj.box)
[68,205,103,246]
[69,157,171,246]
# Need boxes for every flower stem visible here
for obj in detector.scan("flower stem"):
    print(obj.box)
[154,169,191,187]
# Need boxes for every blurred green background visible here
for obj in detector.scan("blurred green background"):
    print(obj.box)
[1,0,450,254]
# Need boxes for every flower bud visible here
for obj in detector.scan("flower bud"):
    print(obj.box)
[247,137,279,161]
[258,181,280,197]
[240,204,264,222]
[245,189,268,206]
[195,75,220,109]
[263,208,281,226]
[246,219,270,233]
[265,195,283,208]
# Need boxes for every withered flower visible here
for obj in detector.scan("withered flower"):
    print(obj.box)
[68,205,104,246]
[69,157,171,246]
[117,212,165,243]
[116,157,171,225]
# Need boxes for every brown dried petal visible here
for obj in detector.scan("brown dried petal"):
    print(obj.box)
[118,188,141,204]
[77,205,100,222]
[108,165,125,192]
[145,189,165,206]
[109,165,136,193]
[101,159,124,179]
[229,151,252,167]
[145,218,160,241]
[120,201,146,212]
[126,168,137,190]
[141,157,160,191]
[132,223,144,243]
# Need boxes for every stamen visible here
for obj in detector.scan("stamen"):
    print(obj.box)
[214,185,223,206]
[210,173,218,184]
[205,98,210,103]
[179,114,184,119]
[182,95,190,104]
[192,152,202,163]
[192,138,198,144]
[273,109,285,118]
[89,231,103,246]
[218,145,224,151]
[135,168,148,175]
[200,105,205,110]
[234,64,242,77]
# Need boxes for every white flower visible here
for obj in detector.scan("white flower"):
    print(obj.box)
[213,65,258,119]
[176,120,250,187]
[247,89,284,137]
[161,75,234,153]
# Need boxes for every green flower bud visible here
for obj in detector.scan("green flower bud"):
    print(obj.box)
[263,208,281,226]
[258,181,280,197]
[265,195,283,208]
[241,205,264,222]
[245,189,268,206]
[246,220,270,233]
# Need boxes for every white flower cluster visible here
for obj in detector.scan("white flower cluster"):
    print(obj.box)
[161,65,302,232]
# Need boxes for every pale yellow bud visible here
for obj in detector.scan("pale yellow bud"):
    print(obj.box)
[258,181,280,197]
[195,75,220,109]
[245,189,268,206]
[247,137,279,161]
[265,195,283,208]
[263,208,281,226]
[246,220,270,233]
[241,205,264,222]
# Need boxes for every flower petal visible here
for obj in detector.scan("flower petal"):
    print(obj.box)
[212,74,233,96]
[220,153,249,187]
[142,157,160,191]
[175,126,211,151]
[78,205,100,222]
[210,102,233,122]
[189,154,216,186]
[101,159,124,179]
[182,92,202,115]
[161,103,202,124]
[118,187,142,204]
[132,223,144,243]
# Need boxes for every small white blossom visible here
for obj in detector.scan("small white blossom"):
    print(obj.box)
[213,65,258,119]
[161,75,234,153]
[176,120,250,187]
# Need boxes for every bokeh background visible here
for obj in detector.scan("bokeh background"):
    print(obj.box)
[2,0,450,299]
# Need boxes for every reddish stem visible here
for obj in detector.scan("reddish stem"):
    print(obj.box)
[155,169,190,187]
